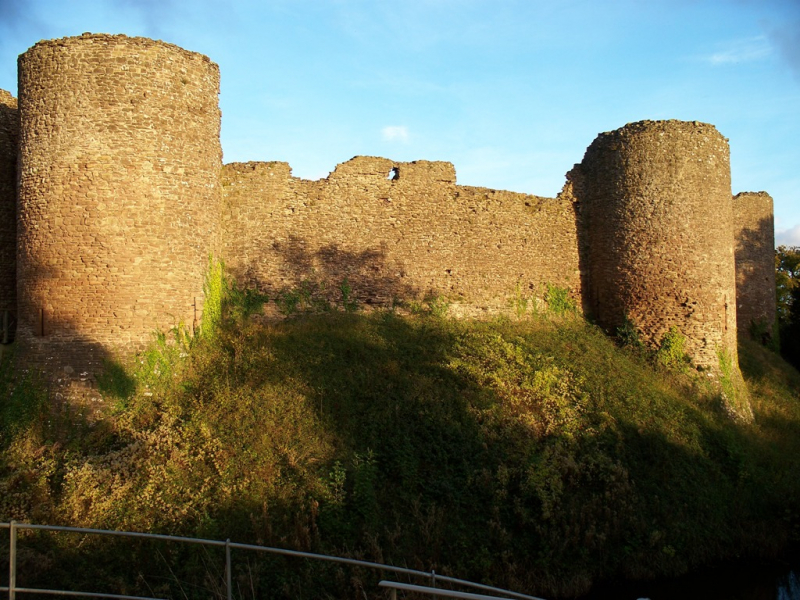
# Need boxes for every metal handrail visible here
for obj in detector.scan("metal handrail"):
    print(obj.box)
[0,521,544,600]
[0,588,161,600]
[380,581,547,600]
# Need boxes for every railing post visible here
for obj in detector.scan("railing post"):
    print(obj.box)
[9,520,16,600]
[225,538,232,600]
[431,569,436,589]
[390,588,397,600]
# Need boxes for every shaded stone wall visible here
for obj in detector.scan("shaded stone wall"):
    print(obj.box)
[734,191,776,336]
[575,121,741,375]
[0,89,17,340]
[16,34,222,376]
[221,156,582,316]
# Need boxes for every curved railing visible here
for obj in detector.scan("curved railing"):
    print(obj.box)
[0,521,546,600]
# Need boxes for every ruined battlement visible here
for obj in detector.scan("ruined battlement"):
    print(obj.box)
[0,34,777,420]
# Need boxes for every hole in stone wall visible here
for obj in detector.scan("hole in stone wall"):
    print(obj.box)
[388,167,399,181]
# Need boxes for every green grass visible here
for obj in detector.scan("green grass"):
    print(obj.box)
[1,290,799,599]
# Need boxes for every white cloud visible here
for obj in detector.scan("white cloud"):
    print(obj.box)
[706,36,772,65]
[776,223,800,247]
[381,125,410,142]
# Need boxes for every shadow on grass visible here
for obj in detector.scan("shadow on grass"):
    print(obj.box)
[5,314,800,599]
[96,359,136,402]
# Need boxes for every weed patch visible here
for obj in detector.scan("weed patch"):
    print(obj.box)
[200,256,225,338]
[545,284,577,316]
[655,326,691,372]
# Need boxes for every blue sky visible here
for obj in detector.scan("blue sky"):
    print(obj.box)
[1,0,798,245]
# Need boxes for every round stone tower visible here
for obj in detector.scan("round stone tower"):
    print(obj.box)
[16,34,222,377]
[577,120,750,418]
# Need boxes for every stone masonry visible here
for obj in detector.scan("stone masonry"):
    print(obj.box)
[0,90,17,344]
[575,120,738,370]
[15,34,221,374]
[0,35,777,419]
[733,192,776,337]
[221,157,580,316]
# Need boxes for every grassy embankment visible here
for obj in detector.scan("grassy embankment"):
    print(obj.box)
[1,279,799,599]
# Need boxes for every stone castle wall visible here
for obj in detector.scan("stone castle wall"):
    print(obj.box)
[0,35,777,420]
[734,191,776,335]
[220,157,581,316]
[0,90,17,334]
[15,34,222,374]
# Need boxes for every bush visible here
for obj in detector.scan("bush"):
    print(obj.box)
[655,326,690,371]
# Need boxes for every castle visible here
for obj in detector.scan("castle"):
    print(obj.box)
[0,34,776,419]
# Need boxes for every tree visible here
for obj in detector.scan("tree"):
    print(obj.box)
[776,246,800,368]
[776,246,800,322]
